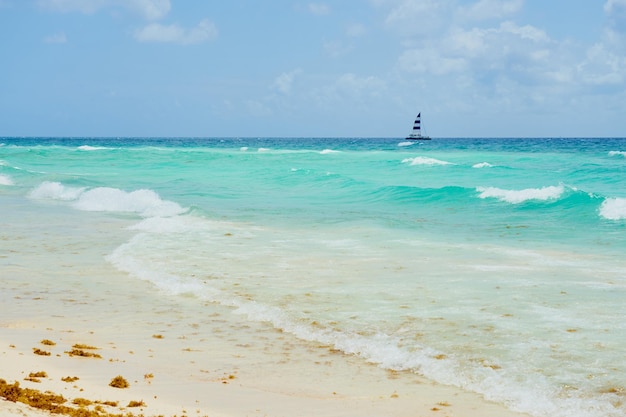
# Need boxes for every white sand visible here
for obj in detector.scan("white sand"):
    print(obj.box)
[0,294,532,417]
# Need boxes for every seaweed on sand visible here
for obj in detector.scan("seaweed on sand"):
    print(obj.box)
[65,349,102,358]
[108,375,129,389]
[33,348,51,356]
[0,379,66,412]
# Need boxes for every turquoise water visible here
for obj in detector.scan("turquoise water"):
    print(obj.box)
[1,137,626,417]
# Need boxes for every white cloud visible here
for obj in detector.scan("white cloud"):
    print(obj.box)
[134,19,218,44]
[499,21,548,42]
[577,42,626,85]
[380,0,626,109]
[37,0,170,20]
[459,0,523,21]
[44,32,67,43]
[128,0,170,20]
[273,69,302,95]
[605,0,626,14]
[604,0,626,34]
[308,2,330,15]
[399,21,550,76]
[384,0,454,35]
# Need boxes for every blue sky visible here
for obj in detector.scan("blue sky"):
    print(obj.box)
[1,0,625,137]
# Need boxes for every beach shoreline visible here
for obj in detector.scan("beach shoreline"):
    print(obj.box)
[1,304,531,417]
[0,274,524,417]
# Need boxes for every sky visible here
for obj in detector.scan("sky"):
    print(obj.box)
[1,0,626,138]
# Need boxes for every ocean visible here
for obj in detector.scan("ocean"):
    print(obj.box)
[1,137,625,417]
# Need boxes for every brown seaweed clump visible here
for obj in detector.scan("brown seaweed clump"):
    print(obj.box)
[108,375,129,389]
[0,379,66,412]
[72,397,94,407]
[72,344,98,350]
[65,349,102,359]
[61,376,80,383]
[33,348,51,356]
[40,339,56,346]
[1,378,168,417]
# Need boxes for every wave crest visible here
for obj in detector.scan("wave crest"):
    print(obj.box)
[74,187,186,217]
[402,156,453,166]
[608,151,626,157]
[29,181,185,217]
[29,181,85,201]
[78,145,109,151]
[599,198,626,220]
[472,162,493,168]
[476,185,565,204]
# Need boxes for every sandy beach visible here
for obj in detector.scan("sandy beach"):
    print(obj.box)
[1,301,531,417]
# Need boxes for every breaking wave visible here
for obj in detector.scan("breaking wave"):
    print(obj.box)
[29,181,186,218]
[402,156,453,166]
[599,198,626,220]
[476,185,565,204]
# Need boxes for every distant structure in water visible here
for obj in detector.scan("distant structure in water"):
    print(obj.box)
[406,113,431,140]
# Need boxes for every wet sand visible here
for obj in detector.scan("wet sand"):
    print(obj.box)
[0,279,532,417]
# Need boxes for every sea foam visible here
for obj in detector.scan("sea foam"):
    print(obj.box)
[476,185,564,204]
[74,187,186,217]
[599,198,626,220]
[402,156,452,166]
[0,174,13,186]
[29,181,86,201]
[608,151,626,157]
[472,162,493,168]
[107,231,622,417]
[29,181,185,217]
[78,145,109,151]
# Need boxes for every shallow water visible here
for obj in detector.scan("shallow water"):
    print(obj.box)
[1,137,626,417]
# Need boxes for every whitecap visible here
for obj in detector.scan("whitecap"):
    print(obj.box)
[320,149,340,154]
[78,145,108,151]
[29,181,85,201]
[608,151,626,157]
[73,187,186,218]
[402,156,452,166]
[473,162,493,168]
[476,185,564,204]
[29,181,186,218]
[0,174,13,186]
[258,148,270,152]
[240,147,249,151]
[599,197,626,220]
[397,141,415,147]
